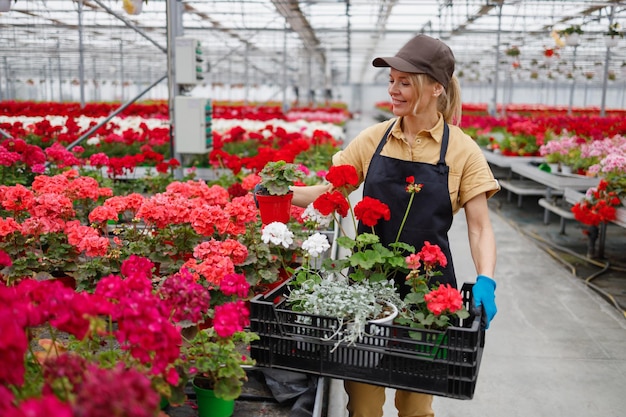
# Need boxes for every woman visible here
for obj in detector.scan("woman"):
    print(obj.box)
[292,34,499,417]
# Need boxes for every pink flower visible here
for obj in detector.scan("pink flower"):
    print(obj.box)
[213,300,249,337]
[405,253,421,270]
[220,273,250,298]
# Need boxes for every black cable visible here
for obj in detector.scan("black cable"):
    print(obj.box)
[490,201,626,318]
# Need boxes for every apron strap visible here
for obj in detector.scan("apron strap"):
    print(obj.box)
[437,122,450,175]
[373,119,397,156]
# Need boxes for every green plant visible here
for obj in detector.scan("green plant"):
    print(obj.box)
[560,25,583,35]
[505,46,520,57]
[181,327,259,400]
[285,165,469,348]
[395,243,470,331]
[286,278,403,350]
[257,160,306,195]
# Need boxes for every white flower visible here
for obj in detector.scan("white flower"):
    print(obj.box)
[302,232,331,258]
[86,137,100,146]
[261,222,294,248]
[301,204,333,228]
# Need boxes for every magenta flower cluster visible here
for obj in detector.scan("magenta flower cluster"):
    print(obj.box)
[0,253,249,416]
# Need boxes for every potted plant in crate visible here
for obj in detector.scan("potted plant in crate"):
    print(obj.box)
[254,160,305,225]
[285,165,469,350]
[250,165,482,399]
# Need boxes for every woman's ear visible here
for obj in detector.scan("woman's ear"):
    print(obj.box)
[433,84,444,97]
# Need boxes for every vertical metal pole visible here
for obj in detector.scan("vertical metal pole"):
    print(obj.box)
[568,45,578,115]
[282,22,288,112]
[77,0,86,108]
[167,0,182,165]
[491,2,503,117]
[0,58,4,101]
[120,40,125,101]
[346,0,351,84]
[3,57,8,100]
[48,58,54,101]
[57,40,63,102]
[244,43,250,104]
[600,6,616,117]
[92,55,98,102]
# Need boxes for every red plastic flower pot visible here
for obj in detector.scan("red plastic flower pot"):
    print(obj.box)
[255,192,293,225]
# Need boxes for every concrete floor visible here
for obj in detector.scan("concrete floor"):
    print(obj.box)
[325,115,626,417]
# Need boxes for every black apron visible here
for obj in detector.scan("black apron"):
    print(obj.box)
[357,119,456,297]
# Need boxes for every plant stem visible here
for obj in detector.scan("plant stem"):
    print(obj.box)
[394,192,415,244]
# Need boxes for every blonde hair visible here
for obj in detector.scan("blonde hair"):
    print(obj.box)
[407,73,462,126]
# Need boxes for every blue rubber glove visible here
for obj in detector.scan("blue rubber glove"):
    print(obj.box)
[472,275,497,329]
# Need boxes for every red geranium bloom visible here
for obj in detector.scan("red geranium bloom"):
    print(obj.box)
[313,190,350,217]
[354,196,390,227]
[325,165,359,189]
[417,241,448,269]
[424,284,463,316]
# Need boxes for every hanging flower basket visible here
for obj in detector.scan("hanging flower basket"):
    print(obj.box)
[565,33,580,46]
[605,36,619,48]
[505,46,520,57]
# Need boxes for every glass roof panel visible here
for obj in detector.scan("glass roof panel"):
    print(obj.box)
[0,0,624,99]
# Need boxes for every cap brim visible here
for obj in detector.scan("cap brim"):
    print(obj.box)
[372,56,422,74]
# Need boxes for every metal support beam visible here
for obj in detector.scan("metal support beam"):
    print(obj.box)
[64,74,167,153]
[271,0,326,68]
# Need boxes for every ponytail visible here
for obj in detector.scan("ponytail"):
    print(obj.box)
[438,75,462,126]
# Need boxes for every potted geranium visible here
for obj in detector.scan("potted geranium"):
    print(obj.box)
[254,160,306,225]
[249,166,481,398]
[182,328,259,417]
[0,256,193,416]
[285,165,469,350]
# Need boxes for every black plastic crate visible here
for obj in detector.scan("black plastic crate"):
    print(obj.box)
[249,278,485,400]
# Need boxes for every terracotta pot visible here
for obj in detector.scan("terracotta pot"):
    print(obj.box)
[255,192,293,225]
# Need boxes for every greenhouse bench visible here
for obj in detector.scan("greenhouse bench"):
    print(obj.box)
[538,195,575,234]
[499,179,563,208]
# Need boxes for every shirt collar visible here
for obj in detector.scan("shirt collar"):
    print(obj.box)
[389,114,445,143]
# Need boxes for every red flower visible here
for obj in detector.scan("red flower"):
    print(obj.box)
[416,241,448,269]
[354,196,390,227]
[0,250,11,267]
[571,180,620,226]
[424,284,464,316]
[325,165,359,189]
[313,190,350,217]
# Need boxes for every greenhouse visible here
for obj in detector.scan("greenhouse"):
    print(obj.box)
[0,1,625,417]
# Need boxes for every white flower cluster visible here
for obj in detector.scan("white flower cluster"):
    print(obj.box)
[301,232,331,258]
[301,204,333,228]
[260,222,294,248]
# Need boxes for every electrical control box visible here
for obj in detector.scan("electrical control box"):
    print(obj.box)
[175,37,204,85]
[173,96,212,154]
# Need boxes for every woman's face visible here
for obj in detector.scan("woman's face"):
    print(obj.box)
[387,68,438,117]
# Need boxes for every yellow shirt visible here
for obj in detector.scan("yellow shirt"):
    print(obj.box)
[332,114,500,214]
